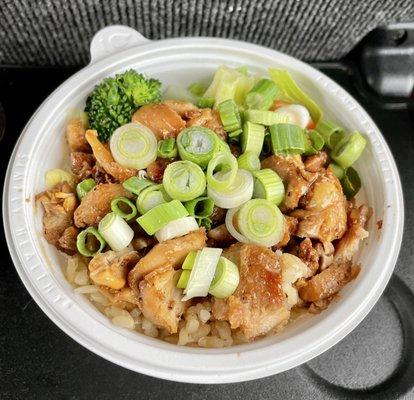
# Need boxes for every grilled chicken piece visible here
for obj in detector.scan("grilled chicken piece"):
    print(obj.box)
[207,224,236,247]
[186,108,227,140]
[291,169,347,243]
[261,155,318,210]
[212,243,289,340]
[139,267,187,333]
[66,117,90,153]
[128,228,207,291]
[74,183,132,228]
[274,215,298,249]
[334,204,370,263]
[298,262,353,302]
[99,286,140,310]
[279,253,310,309]
[84,130,137,182]
[36,182,78,254]
[163,100,199,119]
[70,151,95,180]
[294,238,320,276]
[304,151,328,173]
[88,250,140,290]
[146,158,173,183]
[58,226,79,255]
[315,241,335,270]
[132,103,185,140]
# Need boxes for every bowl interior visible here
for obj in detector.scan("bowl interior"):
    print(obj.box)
[6,39,402,382]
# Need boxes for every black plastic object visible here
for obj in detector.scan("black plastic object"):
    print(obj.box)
[0,51,414,398]
[350,22,414,109]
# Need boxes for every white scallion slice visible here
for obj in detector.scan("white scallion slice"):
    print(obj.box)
[236,199,285,247]
[98,212,134,252]
[274,104,311,129]
[136,200,189,235]
[155,216,199,242]
[225,207,250,244]
[163,160,206,201]
[136,184,170,215]
[110,122,157,169]
[208,256,240,298]
[182,248,222,301]
[253,169,285,205]
[206,152,238,191]
[207,169,253,209]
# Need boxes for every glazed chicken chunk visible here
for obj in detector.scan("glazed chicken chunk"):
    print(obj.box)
[36,182,79,255]
[212,243,289,340]
[291,168,347,243]
[74,183,132,228]
[128,228,207,291]
[88,250,140,290]
[261,155,318,210]
[66,117,90,153]
[139,267,188,334]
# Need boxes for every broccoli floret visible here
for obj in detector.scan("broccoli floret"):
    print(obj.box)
[85,69,161,141]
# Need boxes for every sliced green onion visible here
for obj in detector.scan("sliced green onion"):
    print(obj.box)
[45,169,76,189]
[157,138,178,159]
[198,97,215,108]
[237,151,261,172]
[270,123,305,155]
[244,109,289,126]
[76,227,106,257]
[188,82,208,97]
[122,176,154,196]
[241,121,265,156]
[208,256,240,298]
[163,161,206,201]
[201,65,244,108]
[199,217,213,230]
[98,212,134,252]
[184,196,215,219]
[303,129,325,155]
[218,99,242,132]
[207,169,254,209]
[217,138,231,153]
[76,178,96,200]
[207,152,238,191]
[225,207,250,244]
[177,127,220,168]
[182,250,197,270]
[253,169,285,205]
[261,134,273,157]
[274,104,311,129]
[245,79,278,110]
[136,184,169,215]
[162,85,198,103]
[229,128,243,138]
[236,199,285,247]
[177,270,191,289]
[155,216,199,242]
[341,167,362,198]
[331,131,367,168]
[316,119,345,149]
[329,163,344,180]
[235,65,249,75]
[136,200,189,235]
[182,248,223,301]
[109,122,157,170]
[111,196,137,221]
[268,68,322,123]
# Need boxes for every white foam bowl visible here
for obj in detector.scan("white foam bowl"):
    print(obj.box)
[2,26,404,383]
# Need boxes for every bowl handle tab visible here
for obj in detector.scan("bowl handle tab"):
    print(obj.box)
[89,25,150,64]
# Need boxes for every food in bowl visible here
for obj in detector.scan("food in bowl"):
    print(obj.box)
[36,65,370,348]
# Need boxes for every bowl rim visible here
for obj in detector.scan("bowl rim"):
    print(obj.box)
[2,35,404,383]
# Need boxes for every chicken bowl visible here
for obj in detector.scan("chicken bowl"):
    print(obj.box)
[3,26,403,383]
